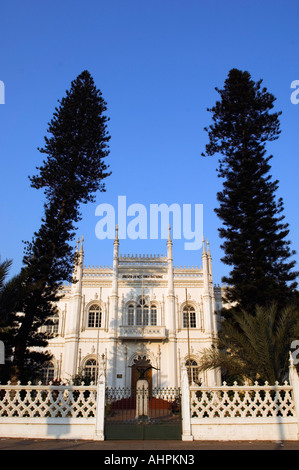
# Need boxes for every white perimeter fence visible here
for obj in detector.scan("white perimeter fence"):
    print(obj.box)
[1,356,299,441]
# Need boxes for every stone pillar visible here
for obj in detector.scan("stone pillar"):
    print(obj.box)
[136,379,149,418]
[181,364,193,441]
[94,362,106,441]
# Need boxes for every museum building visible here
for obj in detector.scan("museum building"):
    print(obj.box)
[41,226,223,389]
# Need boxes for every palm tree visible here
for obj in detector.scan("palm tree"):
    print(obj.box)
[0,258,23,327]
[0,258,12,291]
[198,304,299,384]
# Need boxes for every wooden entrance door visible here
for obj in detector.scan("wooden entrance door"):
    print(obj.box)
[131,364,152,392]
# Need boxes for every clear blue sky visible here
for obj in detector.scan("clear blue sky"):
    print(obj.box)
[0,0,298,285]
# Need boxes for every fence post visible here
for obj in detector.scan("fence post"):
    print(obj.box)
[181,364,193,441]
[94,369,106,440]
[289,351,299,438]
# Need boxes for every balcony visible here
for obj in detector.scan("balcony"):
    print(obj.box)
[118,325,166,341]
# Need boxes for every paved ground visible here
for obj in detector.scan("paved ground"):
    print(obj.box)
[0,438,299,450]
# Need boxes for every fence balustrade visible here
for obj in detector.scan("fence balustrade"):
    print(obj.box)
[0,381,97,419]
[190,382,295,419]
[1,361,299,441]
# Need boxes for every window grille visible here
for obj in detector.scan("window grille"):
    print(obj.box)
[41,362,55,384]
[183,306,196,328]
[150,305,157,325]
[128,304,134,325]
[84,359,98,381]
[186,359,199,385]
[131,298,157,326]
[46,313,59,336]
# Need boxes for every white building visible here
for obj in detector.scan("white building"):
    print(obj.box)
[43,226,223,389]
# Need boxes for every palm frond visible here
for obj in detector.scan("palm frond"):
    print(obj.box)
[198,303,299,384]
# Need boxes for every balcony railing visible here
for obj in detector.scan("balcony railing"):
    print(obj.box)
[118,325,166,340]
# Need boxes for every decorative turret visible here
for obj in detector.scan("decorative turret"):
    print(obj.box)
[206,240,212,282]
[72,236,84,294]
[167,225,174,295]
[114,224,119,247]
[63,235,84,378]
[112,225,119,295]
[206,239,217,332]
[202,237,214,334]
[202,237,209,295]
[108,226,119,386]
[166,225,177,387]
[201,237,219,385]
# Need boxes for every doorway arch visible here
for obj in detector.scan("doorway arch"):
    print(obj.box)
[129,354,153,392]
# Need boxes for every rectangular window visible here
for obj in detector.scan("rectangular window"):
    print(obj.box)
[128,306,134,325]
[150,307,157,326]
[88,311,101,328]
[88,312,95,328]
[143,307,149,326]
[46,316,59,336]
[136,307,142,325]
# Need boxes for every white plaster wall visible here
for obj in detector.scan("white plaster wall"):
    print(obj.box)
[191,418,299,441]
[0,418,96,440]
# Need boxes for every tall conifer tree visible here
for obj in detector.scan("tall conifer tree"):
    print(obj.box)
[203,69,298,312]
[11,70,111,380]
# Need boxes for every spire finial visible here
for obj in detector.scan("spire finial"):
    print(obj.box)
[168,224,172,242]
[202,237,206,254]
[114,225,119,246]
[80,235,84,252]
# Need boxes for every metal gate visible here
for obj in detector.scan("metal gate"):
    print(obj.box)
[105,386,181,440]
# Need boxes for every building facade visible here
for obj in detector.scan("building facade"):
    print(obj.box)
[42,227,223,388]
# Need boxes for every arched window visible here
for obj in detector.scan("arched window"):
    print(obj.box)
[186,359,200,385]
[46,313,59,336]
[41,362,55,384]
[127,298,158,326]
[136,298,149,326]
[183,305,196,328]
[88,304,101,328]
[84,358,98,381]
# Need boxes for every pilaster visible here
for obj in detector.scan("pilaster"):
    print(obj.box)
[62,237,84,380]
[167,225,178,388]
[107,226,119,386]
